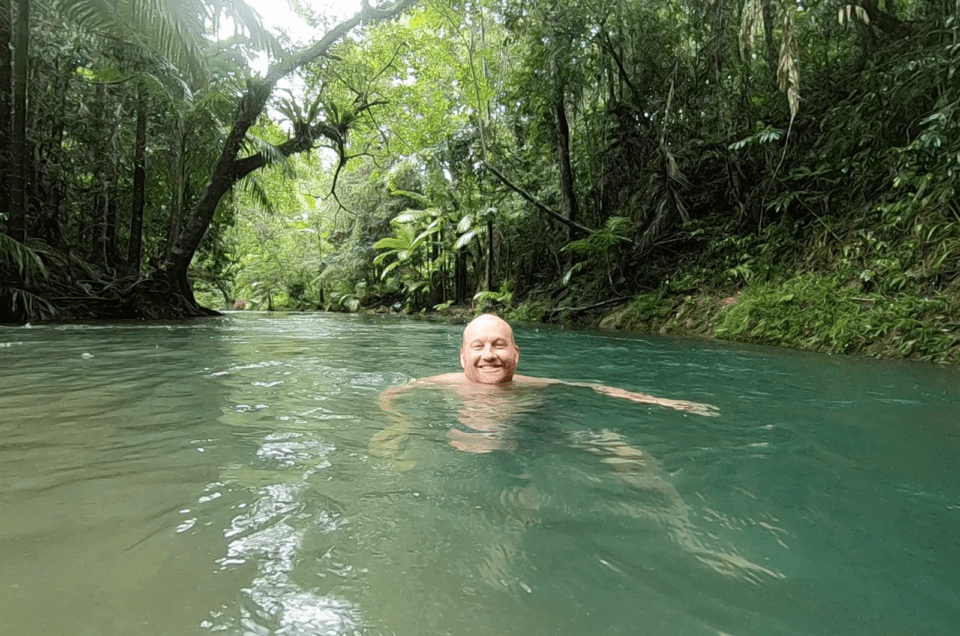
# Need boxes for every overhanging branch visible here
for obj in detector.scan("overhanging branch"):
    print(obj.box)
[483,161,622,242]
[265,0,418,84]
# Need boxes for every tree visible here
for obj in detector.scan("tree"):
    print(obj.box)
[0,0,11,225]
[161,0,418,312]
[7,0,28,242]
[127,85,147,274]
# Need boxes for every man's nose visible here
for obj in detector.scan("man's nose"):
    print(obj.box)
[481,345,497,357]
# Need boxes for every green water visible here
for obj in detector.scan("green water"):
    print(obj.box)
[1,312,958,636]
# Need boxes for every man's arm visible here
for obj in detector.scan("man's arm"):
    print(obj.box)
[369,381,419,464]
[370,374,462,467]
[517,375,719,417]
[584,384,719,417]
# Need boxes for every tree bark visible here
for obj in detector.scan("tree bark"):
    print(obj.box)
[554,97,579,243]
[0,0,12,227]
[760,0,778,88]
[165,119,188,264]
[105,163,118,266]
[38,55,70,248]
[455,247,468,304]
[161,0,417,307]
[7,0,29,242]
[485,218,494,292]
[127,88,147,275]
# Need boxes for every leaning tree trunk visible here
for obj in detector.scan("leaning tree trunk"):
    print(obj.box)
[7,0,29,242]
[162,79,273,305]
[161,0,417,311]
[127,88,147,275]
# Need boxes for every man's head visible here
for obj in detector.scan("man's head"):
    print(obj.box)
[460,314,520,384]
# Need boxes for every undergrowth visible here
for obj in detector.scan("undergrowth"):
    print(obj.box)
[714,274,960,363]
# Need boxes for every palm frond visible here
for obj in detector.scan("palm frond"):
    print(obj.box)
[0,234,49,286]
[373,236,413,251]
[244,134,290,167]
[456,215,474,234]
[3,288,57,322]
[240,176,277,215]
[218,0,287,60]
[394,208,437,224]
[60,0,209,83]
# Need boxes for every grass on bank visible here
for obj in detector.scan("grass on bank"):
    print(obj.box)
[601,274,960,364]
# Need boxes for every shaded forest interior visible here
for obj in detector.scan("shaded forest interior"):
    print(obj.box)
[2,0,959,361]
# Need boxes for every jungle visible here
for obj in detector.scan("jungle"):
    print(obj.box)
[1,0,959,363]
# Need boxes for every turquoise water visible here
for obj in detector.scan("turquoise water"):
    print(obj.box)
[0,312,958,635]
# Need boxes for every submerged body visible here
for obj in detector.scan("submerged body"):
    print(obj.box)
[377,314,717,454]
[371,315,779,582]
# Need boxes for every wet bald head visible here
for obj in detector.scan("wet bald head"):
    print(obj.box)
[461,314,516,347]
[459,314,520,384]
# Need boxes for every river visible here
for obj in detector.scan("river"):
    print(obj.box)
[1,312,958,635]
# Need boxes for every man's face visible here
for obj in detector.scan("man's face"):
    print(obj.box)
[460,316,520,384]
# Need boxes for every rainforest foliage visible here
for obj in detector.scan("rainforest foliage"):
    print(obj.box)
[2,0,959,362]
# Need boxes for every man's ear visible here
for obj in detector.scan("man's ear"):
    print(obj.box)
[514,345,520,366]
[459,348,466,370]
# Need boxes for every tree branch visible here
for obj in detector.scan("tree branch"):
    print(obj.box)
[549,296,632,315]
[484,161,643,248]
[265,0,418,84]
[482,161,596,238]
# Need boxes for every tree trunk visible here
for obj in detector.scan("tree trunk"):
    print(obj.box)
[104,159,118,267]
[127,89,147,275]
[165,120,188,265]
[455,247,468,304]
[485,218,494,292]
[760,0,778,88]
[554,91,580,286]
[554,97,579,243]
[161,0,416,310]
[7,0,29,242]
[39,56,70,248]
[92,83,111,264]
[0,0,12,226]
[162,79,272,290]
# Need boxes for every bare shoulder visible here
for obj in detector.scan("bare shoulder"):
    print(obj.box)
[381,373,464,397]
[415,372,467,385]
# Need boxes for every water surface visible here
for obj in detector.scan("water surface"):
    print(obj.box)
[1,313,958,635]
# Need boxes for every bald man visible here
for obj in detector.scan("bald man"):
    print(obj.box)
[370,316,781,583]
[374,314,717,455]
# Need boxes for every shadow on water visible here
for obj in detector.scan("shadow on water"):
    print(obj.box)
[1,312,959,636]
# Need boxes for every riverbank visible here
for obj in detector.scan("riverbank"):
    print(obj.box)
[342,271,960,364]
[578,275,960,365]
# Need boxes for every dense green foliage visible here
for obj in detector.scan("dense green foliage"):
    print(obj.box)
[2,0,959,361]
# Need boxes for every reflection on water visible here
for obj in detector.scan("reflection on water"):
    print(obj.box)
[1,313,959,636]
